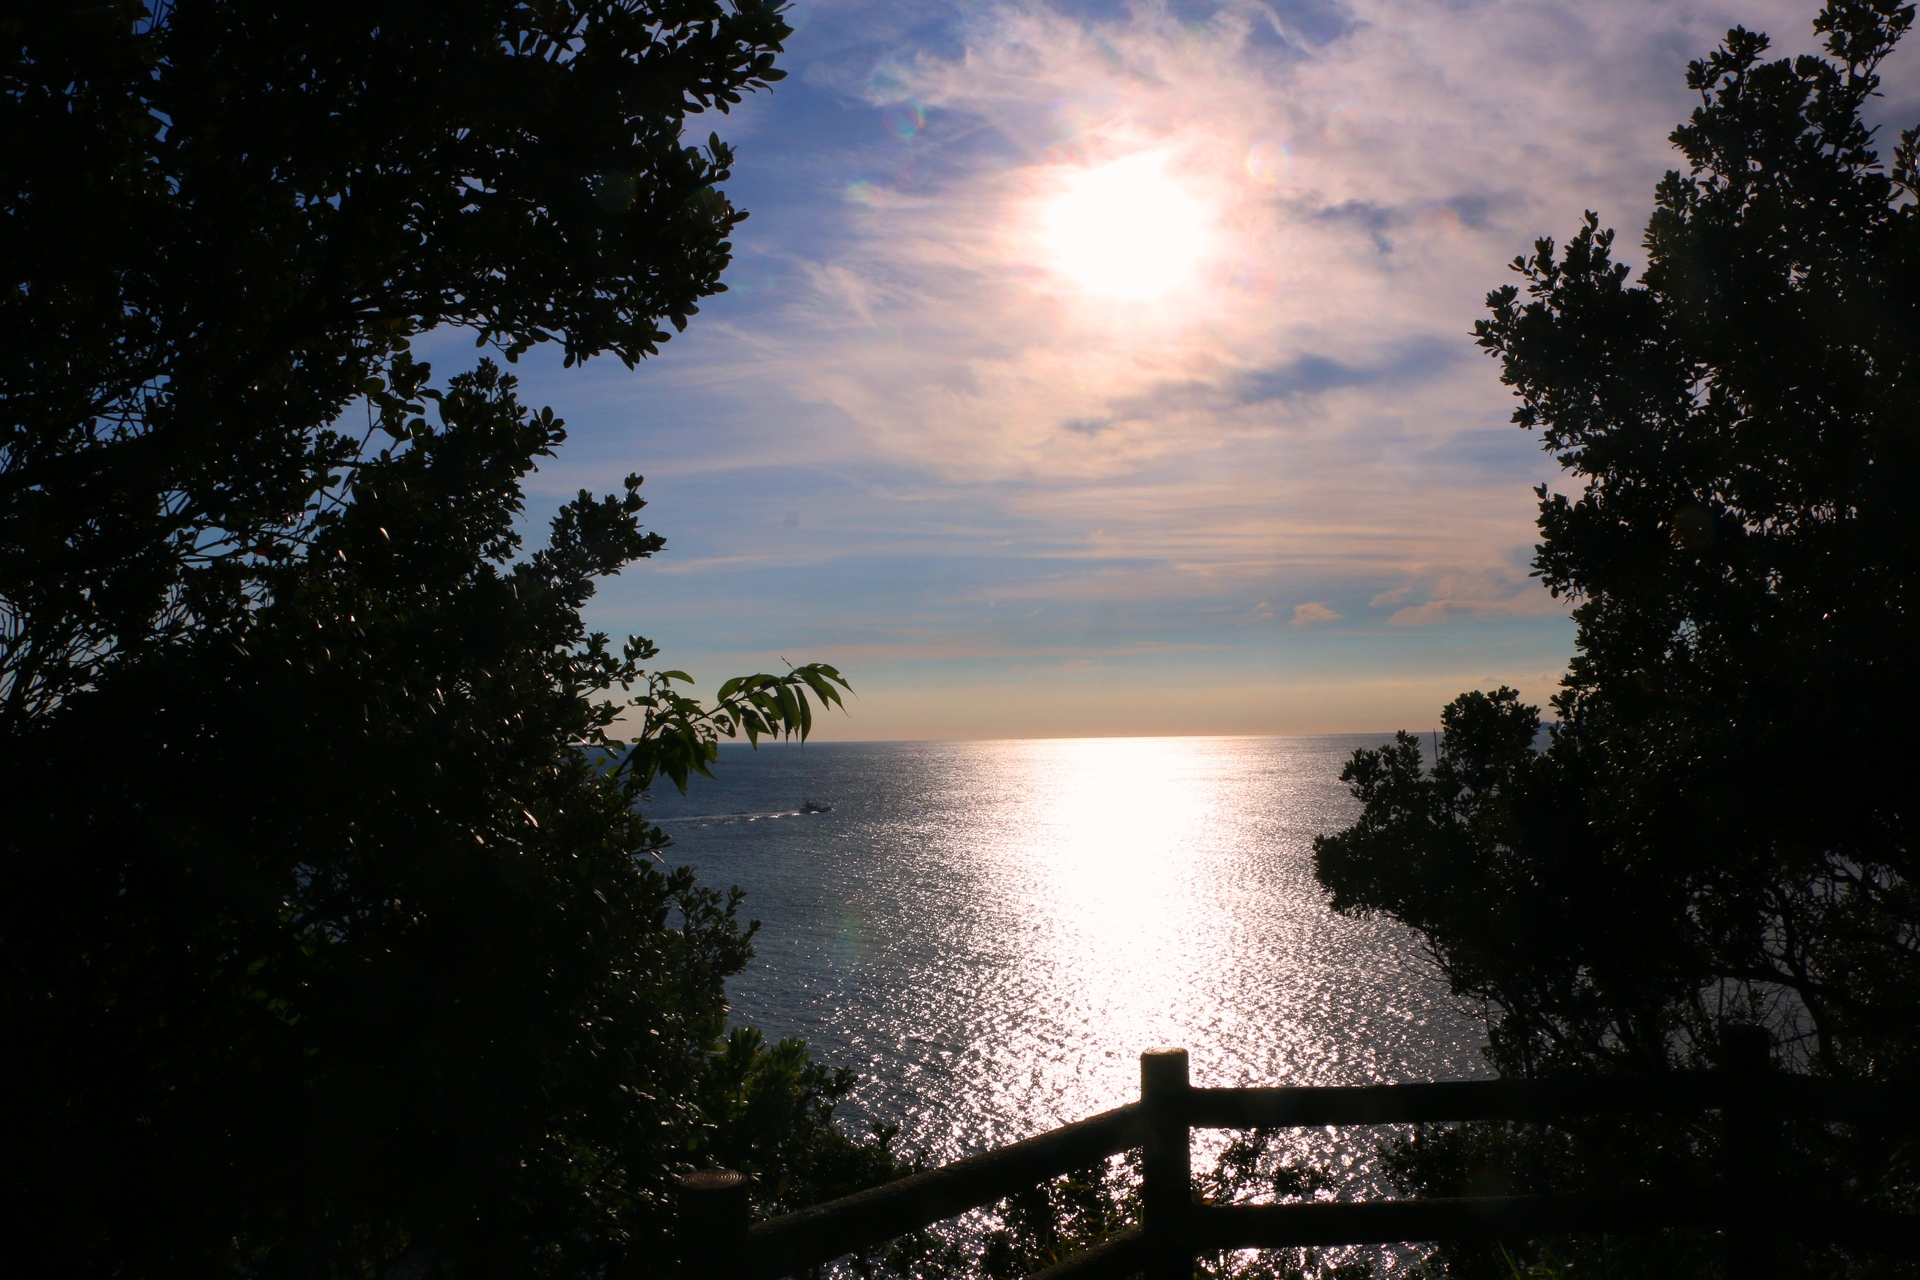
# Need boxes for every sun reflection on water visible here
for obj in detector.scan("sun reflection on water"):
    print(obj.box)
[653,735,1490,1162]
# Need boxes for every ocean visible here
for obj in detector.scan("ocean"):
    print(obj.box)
[643,734,1490,1166]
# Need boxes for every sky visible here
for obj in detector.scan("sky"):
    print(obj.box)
[423,0,1918,740]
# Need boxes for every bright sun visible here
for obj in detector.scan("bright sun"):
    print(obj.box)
[1038,153,1211,301]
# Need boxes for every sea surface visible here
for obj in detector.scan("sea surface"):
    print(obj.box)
[644,735,1490,1166]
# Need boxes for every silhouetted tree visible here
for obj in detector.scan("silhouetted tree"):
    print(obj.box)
[3,0,784,721]
[1,5,890,1276]
[1315,0,1919,1274]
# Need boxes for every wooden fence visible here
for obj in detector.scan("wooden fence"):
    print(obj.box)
[679,1030,1917,1280]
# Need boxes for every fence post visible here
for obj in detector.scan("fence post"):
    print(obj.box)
[680,1168,750,1280]
[1720,1026,1775,1280]
[1142,1047,1192,1280]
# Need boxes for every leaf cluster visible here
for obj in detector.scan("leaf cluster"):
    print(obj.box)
[694,1027,917,1215]
[1315,693,1698,1074]
[1453,0,1920,1085]
[1,5,914,1277]
[1,0,790,727]
[1316,2,1920,1274]
[959,1137,1370,1280]
[1,352,872,1277]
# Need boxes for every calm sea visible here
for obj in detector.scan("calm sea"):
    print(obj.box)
[644,735,1489,1165]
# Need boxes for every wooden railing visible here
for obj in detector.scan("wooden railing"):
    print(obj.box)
[679,1030,1918,1280]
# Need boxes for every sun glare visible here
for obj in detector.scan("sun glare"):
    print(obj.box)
[1037,153,1211,301]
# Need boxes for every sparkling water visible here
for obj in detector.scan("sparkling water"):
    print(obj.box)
[646,735,1490,1165]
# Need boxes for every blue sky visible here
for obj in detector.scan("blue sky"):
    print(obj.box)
[424,0,1917,739]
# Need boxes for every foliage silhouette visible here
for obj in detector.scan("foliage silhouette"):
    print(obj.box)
[1,4,899,1277]
[2,0,786,727]
[1314,1,1920,1275]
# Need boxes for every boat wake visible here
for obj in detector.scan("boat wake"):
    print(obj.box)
[650,807,825,825]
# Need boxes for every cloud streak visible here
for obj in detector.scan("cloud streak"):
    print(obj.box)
[1291,602,1341,627]
[505,0,1914,734]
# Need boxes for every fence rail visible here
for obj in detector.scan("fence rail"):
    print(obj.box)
[737,1104,1149,1278]
[680,1031,1918,1280]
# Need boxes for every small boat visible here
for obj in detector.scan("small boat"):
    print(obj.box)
[799,799,832,814]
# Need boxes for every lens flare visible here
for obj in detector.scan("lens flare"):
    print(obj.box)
[1037,153,1211,301]
[1245,140,1289,185]
[1322,103,1360,146]
[882,99,925,139]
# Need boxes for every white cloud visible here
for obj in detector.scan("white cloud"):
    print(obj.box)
[554,0,1916,732]
[715,0,1841,578]
[1291,601,1341,626]
[773,0,1822,471]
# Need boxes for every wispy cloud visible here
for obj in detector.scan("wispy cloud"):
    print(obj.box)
[704,0,1824,534]
[1291,601,1341,627]
[510,0,1905,734]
